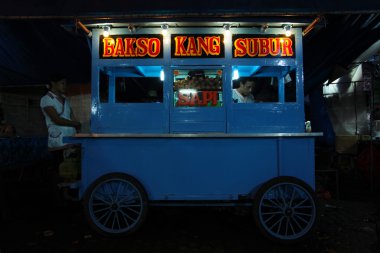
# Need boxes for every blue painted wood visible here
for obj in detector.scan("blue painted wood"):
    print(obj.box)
[228,103,305,133]
[92,103,168,133]
[70,136,314,199]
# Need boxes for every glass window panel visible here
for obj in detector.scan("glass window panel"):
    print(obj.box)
[232,76,278,103]
[253,77,279,102]
[232,66,297,103]
[99,69,109,103]
[173,69,223,107]
[114,66,163,103]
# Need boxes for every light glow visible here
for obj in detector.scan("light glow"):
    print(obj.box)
[283,25,292,37]
[223,24,231,35]
[179,89,197,94]
[160,69,165,81]
[161,24,169,36]
[103,26,111,37]
[232,69,239,80]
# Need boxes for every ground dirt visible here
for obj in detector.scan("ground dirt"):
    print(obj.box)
[0,177,379,253]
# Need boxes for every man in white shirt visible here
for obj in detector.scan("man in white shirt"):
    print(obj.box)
[232,77,255,103]
[40,74,81,187]
[40,74,81,150]
[40,74,82,202]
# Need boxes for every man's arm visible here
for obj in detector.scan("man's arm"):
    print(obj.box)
[43,106,81,130]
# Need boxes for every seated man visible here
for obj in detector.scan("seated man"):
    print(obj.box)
[232,77,255,103]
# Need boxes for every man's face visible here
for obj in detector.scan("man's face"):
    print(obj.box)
[240,81,253,96]
[52,79,67,93]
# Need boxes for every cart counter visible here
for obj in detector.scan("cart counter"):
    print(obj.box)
[67,132,322,201]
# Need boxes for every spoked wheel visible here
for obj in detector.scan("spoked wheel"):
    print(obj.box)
[83,173,148,236]
[253,176,317,243]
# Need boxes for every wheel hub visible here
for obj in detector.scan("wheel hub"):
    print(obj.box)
[284,207,293,217]
[111,203,119,210]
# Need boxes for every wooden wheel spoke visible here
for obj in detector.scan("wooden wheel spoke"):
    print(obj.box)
[86,174,148,235]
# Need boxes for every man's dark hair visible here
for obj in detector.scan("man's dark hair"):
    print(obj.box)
[239,77,255,85]
[50,73,66,83]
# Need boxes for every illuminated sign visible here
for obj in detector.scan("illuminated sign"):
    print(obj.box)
[232,35,295,58]
[99,35,163,59]
[175,90,221,107]
[171,34,224,58]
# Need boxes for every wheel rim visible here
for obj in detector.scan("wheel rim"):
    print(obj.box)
[88,178,144,234]
[258,182,316,240]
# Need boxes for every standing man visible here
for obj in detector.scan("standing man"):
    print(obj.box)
[232,77,255,103]
[40,74,81,183]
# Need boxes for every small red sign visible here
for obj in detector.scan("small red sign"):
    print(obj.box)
[232,35,295,58]
[176,90,220,107]
[99,34,163,59]
[171,34,225,58]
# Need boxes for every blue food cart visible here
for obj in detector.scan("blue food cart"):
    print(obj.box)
[66,22,322,242]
